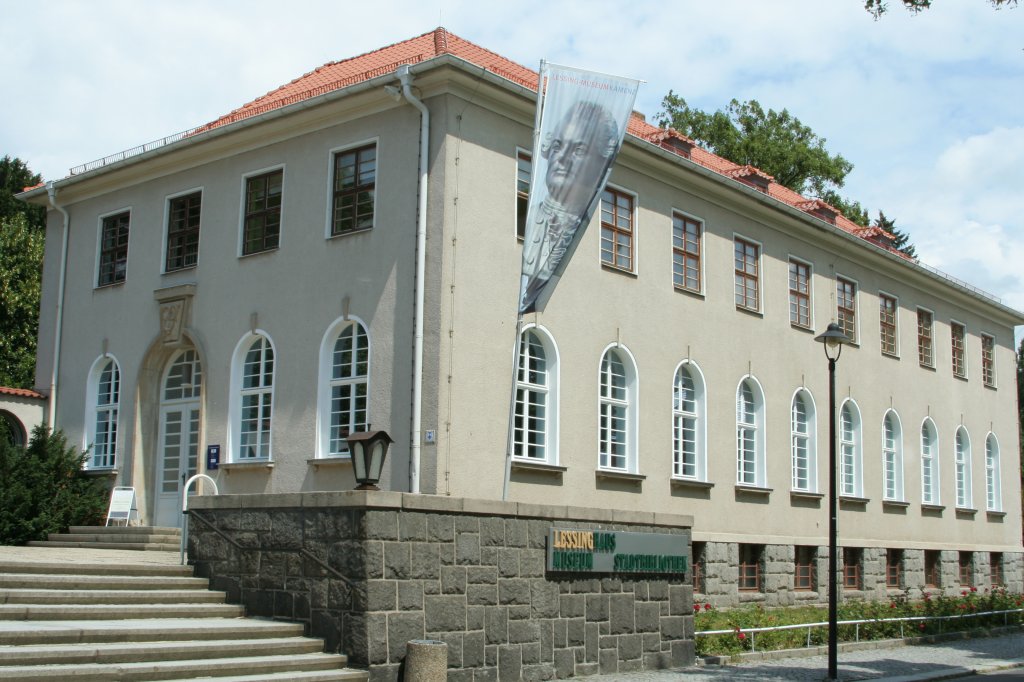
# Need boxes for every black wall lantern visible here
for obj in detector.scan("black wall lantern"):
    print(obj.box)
[347,430,393,490]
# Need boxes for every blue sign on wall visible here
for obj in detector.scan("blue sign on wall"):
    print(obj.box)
[206,444,220,471]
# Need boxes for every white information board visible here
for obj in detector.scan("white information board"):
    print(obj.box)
[105,486,137,526]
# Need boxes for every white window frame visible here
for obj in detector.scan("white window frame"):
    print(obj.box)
[324,138,379,239]
[878,290,900,358]
[735,376,767,487]
[733,234,763,314]
[985,432,1001,512]
[228,330,276,461]
[672,360,707,481]
[238,165,286,258]
[597,344,639,473]
[84,354,121,469]
[882,409,904,501]
[955,426,973,509]
[513,324,560,464]
[921,418,940,505]
[839,399,863,498]
[316,317,371,458]
[790,388,818,493]
[835,273,860,344]
[161,187,204,274]
[671,209,704,295]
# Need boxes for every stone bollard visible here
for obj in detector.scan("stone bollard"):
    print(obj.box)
[405,639,447,681]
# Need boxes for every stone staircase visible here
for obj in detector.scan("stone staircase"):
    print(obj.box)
[0,553,368,681]
[27,525,183,551]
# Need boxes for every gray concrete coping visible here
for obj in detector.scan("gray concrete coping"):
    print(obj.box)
[186,490,695,528]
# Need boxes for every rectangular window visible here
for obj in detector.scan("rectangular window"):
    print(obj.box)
[98,211,130,286]
[879,294,897,356]
[836,277,857,343]
[600,188,634,271]
[691,542,706,593]
[516,150,531,240]
[734,238,760,311]
[981,334,995,387]
[918,308,934,367]
[951,322,966,378]
[842,548,863,590]
[738,544,762,592]
[166,192,201,272]
[332,144,376,236]
[886,549,903,589]
[959,551,973,587]
[924,550,941,588]
[990,552,1004,586]
[794,546,816,591]
[672,212,702,293]
[243,169,283,255]
[789,259,811,328]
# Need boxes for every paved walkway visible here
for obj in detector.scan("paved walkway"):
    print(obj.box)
[591,632,1024,681]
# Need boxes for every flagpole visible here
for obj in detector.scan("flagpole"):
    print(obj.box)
[502,61,547,502]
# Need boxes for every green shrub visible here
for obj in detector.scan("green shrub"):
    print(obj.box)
[0,425,108,544]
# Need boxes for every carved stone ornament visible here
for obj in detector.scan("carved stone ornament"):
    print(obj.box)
[153,284,196,347]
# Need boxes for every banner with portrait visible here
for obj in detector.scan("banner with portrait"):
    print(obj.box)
[517,63,640,315]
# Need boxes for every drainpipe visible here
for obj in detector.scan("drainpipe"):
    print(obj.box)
[395,64,429,494]
[45,182,70,430]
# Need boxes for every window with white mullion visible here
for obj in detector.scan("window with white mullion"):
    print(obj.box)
[673,369,697,478]
[791,393,810,491]
[328,324,369,456]
[955,427,972,509]
[921,419,939,505]
[514,331,549,460]
[91,358,120,469]
[882,411,903,501]
[239,336,273,459]
[985,434,1001,511]
[736,382,757,485]
[599,351,629,470]
[839,402,862,497]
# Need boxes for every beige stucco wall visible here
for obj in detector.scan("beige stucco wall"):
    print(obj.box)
[0,393,46,444]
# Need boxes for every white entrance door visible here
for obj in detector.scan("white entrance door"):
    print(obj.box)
[155,350,202,527]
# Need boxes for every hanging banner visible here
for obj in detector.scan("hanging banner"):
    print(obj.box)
[518,64,640,315]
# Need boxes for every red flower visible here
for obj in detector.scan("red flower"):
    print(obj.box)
[890,603,897,609]
[970,587,977,592]
[919,623,926,630]
[737,632,746,641]
[962,590,968,596]
[694,604,700,613]
[704,603,712,611]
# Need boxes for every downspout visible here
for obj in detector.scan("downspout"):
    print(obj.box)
[45,182,70,430]
[396,64,429,494]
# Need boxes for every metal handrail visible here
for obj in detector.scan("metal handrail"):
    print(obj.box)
[179,474,219,565]
[696,608,1024,652]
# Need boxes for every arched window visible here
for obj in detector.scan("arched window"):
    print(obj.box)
[1,411,27,448]
[882,410,904,501]
[985,433,1001,512]
[230,333,275,460]
[921,418,940,505]
[85,355,121,469]
[598,345,637,472]
[791,390,817,492]
[736,377,765,487]
[514,327,559,463]
[839,400,863,497]
[955,427,972,509]
[318,319,369,457]
[673,362,706,480]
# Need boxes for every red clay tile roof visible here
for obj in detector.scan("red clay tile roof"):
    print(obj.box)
[0,386,45,400]
[725,165,775,183]
[199,27,907,258]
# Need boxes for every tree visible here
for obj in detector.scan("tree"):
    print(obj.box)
[0,155,45,231]
[0,213,45,389]
[865,0,1017,18]
[657,95,853,198]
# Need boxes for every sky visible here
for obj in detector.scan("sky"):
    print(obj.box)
[3,0,1022,338]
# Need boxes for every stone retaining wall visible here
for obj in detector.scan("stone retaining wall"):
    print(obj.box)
[187,492,694,681]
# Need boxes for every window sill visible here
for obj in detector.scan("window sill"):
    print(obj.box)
[919,363,936,372]
[511,459,567,474]
[82,467,119,477]
[672,285,704,299]
[327,226,373,241]
[955,507,978,517]
[953,374,968,382]
[790,490,823,500]
[239,247,280,260]
[790,323,815,334]
[671,478,713,490]
[839,495,870,505]
[735,484,772,496]
[596,469,645,483]
[984,383,997,391]
[600,263,637,278]
[308,456,351,470]
[162,265,198,276]
[882,499,910,508]
[986,510,1007,519]
[735,305,763,318]
[221,460,274,472]
[921,503,945,513]
[881,351,900,360]
[94,281,125,291]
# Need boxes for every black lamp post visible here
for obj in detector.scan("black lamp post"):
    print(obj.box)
[347,430,393,490]
[815,322,851,681]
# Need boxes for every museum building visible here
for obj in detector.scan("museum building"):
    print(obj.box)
[19,28,1023,607]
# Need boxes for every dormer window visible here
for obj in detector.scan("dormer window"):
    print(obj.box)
[647,129,694,160]
[797,199,838,225]
[726,165,773,194]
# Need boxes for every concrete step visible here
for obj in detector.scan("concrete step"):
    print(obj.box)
[0,573,209,590]
[0,617,306,646]
[69,526,181,537]
[158,671,368,682]
[26,541,180,551]
[0,561,194,577]
[0,635,326,665]
[0,652,350,681]
[0,588,225,605]
[0,602,245,621]
[46,533,180,544]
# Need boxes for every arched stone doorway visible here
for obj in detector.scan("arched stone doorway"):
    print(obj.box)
[154,348,203,527]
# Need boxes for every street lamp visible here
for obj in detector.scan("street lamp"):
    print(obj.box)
[347,430,394,490]
[815,322,851,682]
